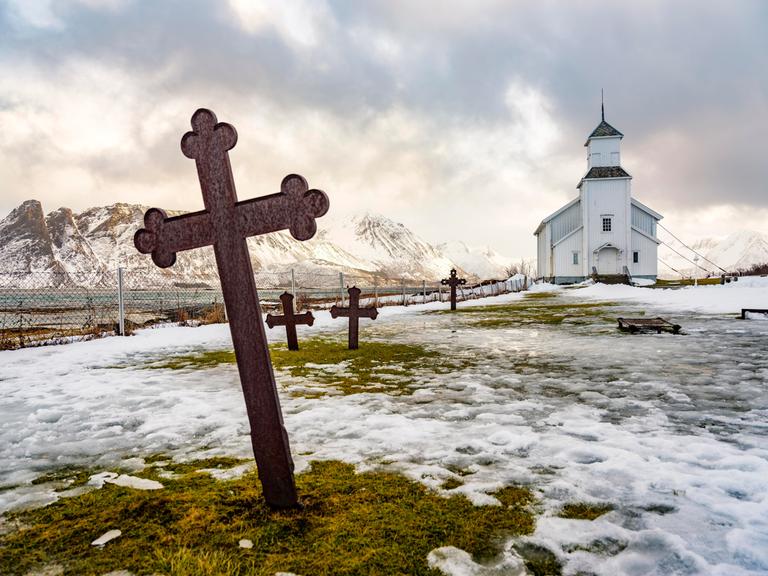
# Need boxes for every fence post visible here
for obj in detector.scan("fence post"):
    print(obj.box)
[422,280,427,305]
[339,272,345,306]
[438,282,442,302]
[117,267,125,336]
[374,276,379,307]
[291,268,296,299]
[402,278,406,306]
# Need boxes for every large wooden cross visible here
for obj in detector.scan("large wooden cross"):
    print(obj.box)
[330,286,378,350]
[134,108,329,508]
[266,292,314,351]
[441,268,466,310]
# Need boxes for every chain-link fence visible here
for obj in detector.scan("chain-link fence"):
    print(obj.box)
[0,269,529,350]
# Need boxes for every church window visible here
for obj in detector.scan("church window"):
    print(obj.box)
[633,251,639,264]
[602,217,612,232]
[572,252,579,265]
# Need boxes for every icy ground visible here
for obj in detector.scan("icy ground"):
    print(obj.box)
[1,279,768,575]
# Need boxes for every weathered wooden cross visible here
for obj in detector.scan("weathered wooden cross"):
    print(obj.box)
[266,292,314,351]
[441,268,466,310]
[330,286,378,350]
[134,108,329,508]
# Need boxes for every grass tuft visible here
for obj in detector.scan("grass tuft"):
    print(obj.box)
[557,502,614,521]
[1,460,535,576]
[146,337,469,397]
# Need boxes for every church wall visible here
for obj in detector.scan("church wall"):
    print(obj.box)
[550,201,581,245]
[583,178,631,272]
[632,205,657,236]
[552,228,583,280]
[630,230,659,277]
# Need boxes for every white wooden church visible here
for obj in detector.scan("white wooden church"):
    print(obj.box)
[534,108,662,283]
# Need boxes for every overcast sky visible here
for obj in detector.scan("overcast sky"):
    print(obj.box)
[1,0,766,258]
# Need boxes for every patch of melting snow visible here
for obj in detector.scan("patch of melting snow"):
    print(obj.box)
[1,288,767,574]
[238,538,253,549]
[88,472,163,490]
[427,545,527,576]
[91,529,121,546]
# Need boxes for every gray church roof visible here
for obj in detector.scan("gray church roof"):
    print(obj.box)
[587,120,623,140]
[577,166,631,188]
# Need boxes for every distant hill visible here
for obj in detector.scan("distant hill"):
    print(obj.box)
[0,201,515,287]
[659,230,768,278]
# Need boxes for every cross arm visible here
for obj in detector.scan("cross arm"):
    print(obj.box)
[360,308,378,320]
[236,174,329,242]
[329,305,348,319]
[296,311,315,326]
[134,208,213,268]
[265,314,287,328]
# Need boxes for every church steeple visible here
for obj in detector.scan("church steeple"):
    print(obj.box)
[584,99,624,170]
[586,94,623,143]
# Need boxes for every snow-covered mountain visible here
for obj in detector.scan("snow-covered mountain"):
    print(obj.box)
[0,201,514,287]
[659,230,768,278]
[438,241,519,280]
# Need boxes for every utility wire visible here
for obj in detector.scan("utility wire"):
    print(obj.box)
[658,257,686,278]
[657,222,729,274]
[659,239,712,274]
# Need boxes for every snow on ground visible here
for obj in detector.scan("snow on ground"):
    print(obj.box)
[568,275,768,314]
[1,283,767,575]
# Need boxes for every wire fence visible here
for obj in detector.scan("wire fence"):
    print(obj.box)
[0,269,529,350]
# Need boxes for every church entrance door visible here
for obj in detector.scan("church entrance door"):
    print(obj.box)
[597,247,619,275]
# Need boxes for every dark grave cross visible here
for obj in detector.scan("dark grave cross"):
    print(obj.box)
[266,292,314,351]
[134,108,329,508]
[330,286,378,350]
[441,268,466,310]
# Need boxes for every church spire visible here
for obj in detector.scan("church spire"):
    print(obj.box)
[601,89,605,121]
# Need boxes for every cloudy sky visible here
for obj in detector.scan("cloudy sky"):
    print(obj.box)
[0,0,766,258]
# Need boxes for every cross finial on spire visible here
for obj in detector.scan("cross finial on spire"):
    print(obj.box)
[601,89,605,121]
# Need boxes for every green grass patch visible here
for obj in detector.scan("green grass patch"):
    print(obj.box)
[558,502,613,521]
[522,291,559,299]
[156,457,250,476]
[440,477,464,490]
[653,278,722,287]
[30,466,96,489]
[513,541,563,575]
[430,297,619,330]
[146,337,468,397]
[1,460,535,576]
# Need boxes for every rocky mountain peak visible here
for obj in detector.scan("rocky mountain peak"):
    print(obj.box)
[0,200,515,286]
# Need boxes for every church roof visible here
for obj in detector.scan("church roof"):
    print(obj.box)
[588,120,623,139]
[577,166,631,188]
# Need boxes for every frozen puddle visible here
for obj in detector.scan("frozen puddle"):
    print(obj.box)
[0,290,767,575]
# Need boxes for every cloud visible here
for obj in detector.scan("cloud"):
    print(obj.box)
[225,0,334,49]
[2,0,127,29]
[0,0,765,257]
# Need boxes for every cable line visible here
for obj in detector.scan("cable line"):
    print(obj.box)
[658,257,686,278]
[658,239,712,274]
[657,222,729,274]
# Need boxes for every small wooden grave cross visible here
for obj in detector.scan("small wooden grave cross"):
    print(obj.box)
[441,268,466,310]
[134,108,329,508]
[266,292,314,351]
[330,286,378,350]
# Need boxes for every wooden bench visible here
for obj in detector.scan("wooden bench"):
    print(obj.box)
[741,308,768,319]
[617,317,681,334]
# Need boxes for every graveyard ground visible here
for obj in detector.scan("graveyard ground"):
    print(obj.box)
[1,279,767,575]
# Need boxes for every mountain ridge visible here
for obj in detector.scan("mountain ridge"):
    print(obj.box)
[0,200,514,287]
